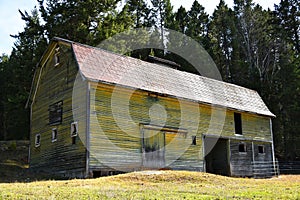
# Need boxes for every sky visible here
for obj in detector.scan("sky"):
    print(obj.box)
[0,0,281,56]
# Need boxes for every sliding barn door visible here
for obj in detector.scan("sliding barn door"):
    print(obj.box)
[142,129,165,168]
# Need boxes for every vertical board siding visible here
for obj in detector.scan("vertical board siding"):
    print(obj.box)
[30,44,87,178]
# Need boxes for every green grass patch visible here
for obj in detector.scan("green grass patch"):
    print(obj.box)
[0,171,299,199]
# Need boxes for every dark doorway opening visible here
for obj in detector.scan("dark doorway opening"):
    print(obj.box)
[92,170,124,178]
[204,137,230,176]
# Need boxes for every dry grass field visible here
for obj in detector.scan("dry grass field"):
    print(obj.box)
[0,171,299,199]
[0,141,299,199]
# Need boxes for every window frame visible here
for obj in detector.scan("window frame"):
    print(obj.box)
[35,134,41,147]
[71,122,78,137]
[49,101,63,125]
[54,47,60,67]
[258,145,265,154]
[51,128,58,142]
[238,143,247,153]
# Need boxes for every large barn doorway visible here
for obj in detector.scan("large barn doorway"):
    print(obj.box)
[204,136,230,176]
[142,129,165,168]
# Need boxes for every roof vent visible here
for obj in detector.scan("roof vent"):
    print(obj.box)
[147,55,181,69]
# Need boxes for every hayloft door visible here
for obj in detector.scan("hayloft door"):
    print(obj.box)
[142,129,165,168]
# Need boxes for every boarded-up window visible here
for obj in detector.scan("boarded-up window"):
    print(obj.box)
[49,101,63,125]
[234,113,242,135]
[35,134,41,147]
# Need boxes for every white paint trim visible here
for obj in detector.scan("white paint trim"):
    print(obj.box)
[252,141,255,165]
[30,46,56,108]
[202,134,273,143]
[85,81,91,178]
[228,139,232,176]
[202,134,206,172]
[142,124,188,134]
[270,118,277,176]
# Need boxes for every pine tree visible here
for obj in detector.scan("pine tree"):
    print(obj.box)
[150,0,174,55]
[173,6,188,33]
[271,0,300,160]
[2,0,132,140]
[126,0,152,28]
[186,0,209,47]
[233,0,280,90]
[208,0,236,81]
[38,0,124,45]
[0,54,9,140]
[275,0,300,54]
[1,7,47,140]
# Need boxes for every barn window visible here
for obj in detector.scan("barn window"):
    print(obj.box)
[52,128,58,142]
[258,145,265,154]
[71,122,78,137]
[49,101,63,125]
[192,136,197,145]
[71,122,78,145]
[54,47,60,66]
[234,113,242,135]
[35,134,41,147]
[238,143,247,153]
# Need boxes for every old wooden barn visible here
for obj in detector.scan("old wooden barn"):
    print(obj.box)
[28,38,276,178]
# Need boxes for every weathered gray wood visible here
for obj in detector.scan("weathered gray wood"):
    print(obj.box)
[30,43,87,178]
[230,140,253,177]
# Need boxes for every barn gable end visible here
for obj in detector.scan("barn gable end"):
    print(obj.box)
[29,40,88,177]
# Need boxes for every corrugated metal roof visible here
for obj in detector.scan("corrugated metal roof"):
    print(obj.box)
[72,42,275,117]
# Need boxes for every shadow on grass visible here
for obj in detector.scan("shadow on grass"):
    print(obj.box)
[0,163,71,183]
[0,142,62,183]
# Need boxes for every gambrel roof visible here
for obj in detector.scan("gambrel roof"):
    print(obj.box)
[30,37,275,117]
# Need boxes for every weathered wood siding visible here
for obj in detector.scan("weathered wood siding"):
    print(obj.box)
[203,110,272,141]
[88,82,273,174]
[229,140,273,177]
[253,142,272,162]
[252,142,274,177]
[30,43,87,177]
[241,114,272,141]
[204,110,273,177]
[229,140,253,176]
[88,82,203,172]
